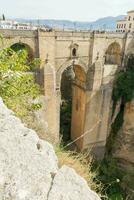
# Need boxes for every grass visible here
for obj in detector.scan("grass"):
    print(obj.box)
[55,144,104,198]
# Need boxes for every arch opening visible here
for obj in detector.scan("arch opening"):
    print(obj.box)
[105,42,121,65]
[60,64,86,149]
[60,66,74,143]
[10,43,34,61]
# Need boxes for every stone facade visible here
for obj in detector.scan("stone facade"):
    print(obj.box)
[0,29,134,158]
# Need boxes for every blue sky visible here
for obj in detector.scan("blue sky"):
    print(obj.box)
[0,0,134,21]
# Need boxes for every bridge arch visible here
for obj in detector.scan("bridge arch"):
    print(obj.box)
[56,59,87,89]
[57,59,87,148]
[10,42,34,61]
[104,42,121,65]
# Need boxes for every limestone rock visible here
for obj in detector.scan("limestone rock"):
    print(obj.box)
[0,98,58,200]
[0,97,101,200]
[48,165,100,200]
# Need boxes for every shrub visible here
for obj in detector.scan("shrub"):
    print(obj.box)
[0,47,41,118]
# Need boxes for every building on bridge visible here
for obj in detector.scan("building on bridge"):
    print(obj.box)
[116,10,134,33]
[0,19,37,30]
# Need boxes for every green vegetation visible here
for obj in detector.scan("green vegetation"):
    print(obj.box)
[112,55,134,105]
[0,46,41,119]
[92,158,124,200]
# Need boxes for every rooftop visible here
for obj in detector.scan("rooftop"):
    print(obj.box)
[117,19,126,22]
[127,10,134,14]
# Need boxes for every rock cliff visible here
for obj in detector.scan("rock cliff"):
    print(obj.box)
[113,100,134,169]
[0,97,100,200]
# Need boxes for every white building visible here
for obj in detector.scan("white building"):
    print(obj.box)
[116,10,134,33]
[0,20,16,29]
[0,20,37,30]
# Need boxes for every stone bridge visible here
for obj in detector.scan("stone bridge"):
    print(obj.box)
[0,29,134,157]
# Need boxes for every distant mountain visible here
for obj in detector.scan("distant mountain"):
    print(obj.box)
[16,15,125,31]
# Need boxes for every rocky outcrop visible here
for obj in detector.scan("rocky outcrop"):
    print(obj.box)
[0,98,101,200]
[113,100,134,168]
[112,100,134,198]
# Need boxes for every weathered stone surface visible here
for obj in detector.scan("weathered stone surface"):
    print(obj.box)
[48,165,100,200]
[113,100,134,167]
[0,98,58,200]
[0,98,101,200]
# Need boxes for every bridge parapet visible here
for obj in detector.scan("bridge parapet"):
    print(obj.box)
[0,29,37,38]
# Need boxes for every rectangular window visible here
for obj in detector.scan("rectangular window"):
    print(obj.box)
[129,23,132,28]
[124,24,126,28]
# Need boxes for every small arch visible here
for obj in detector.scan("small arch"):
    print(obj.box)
[70,43,79,58]
[10,42,34,61]
[105,42,121,65]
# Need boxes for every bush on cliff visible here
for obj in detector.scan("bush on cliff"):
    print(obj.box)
[112,55,134,104]
[0,47,41,118]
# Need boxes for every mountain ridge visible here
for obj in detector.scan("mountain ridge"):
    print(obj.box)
[15,15,125,30]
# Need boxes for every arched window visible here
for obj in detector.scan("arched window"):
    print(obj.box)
[70,43,78,58]
[72,48,77,57]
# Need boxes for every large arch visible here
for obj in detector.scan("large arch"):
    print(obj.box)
[56,59,88,89]
[58,59,87,149]
[105,42,121,65]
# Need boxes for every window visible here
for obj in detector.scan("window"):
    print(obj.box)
[72,48,77,57]
[129,23,132,28]
[128,16,131,21]
[124,24,126,28]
